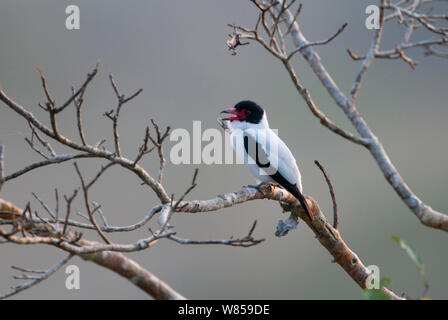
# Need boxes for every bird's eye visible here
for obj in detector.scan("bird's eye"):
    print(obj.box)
[245,110,251,115]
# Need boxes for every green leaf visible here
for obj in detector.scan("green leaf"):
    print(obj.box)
[363,277,392,300]
[380,277,391,287]
[392,235,429,298]
[392,235,424,271]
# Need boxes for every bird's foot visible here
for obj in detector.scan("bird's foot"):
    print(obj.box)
[244,183,264,193]
[279,201,293,213]
[244,182,280,195]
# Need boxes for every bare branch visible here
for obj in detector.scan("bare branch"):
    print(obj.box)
[227,27,250,55]
[0,179,399,300]
[385,2,448,36]
[0,145,4,194]
[35,66,55,109]
[287,23,348,61]
[72,86,88,146]
[31,192,57,221]
[133,126,153,165]
[169,220,264,247]
[147,119,170,183]
[0,70,170,203]
[169,184,399,299]
[0,254,73,300]
[228,24,286,60]
[62,190,78,237]
[1,227,175,255]
[54,63,99,114]
[174,168,199,210]
[3,153,96,183]
[284,3,302,37]
[78,243,186,300]
[1,198,184,300]
[70,205,162,233]
[424,44,448,57]
[106,73,143,158]
[27,121,57,158]
[348,3,385,105]
[269,0,290,50]
[349,38,447,61]
[281,62,370,146]
[73,162,111,244]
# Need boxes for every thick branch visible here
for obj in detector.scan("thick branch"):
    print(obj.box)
[1,179,401,300]
[78,238,186,300]
[173,184,400,299]
[0,198,185,300]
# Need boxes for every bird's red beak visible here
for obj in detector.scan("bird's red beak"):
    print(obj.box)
[221,108,243,121]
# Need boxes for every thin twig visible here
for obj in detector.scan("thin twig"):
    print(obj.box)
[26,121,57,158]
[73,162,111,244]
[168,220,264,247]
[0,254,73,299]
[133,126,153,165]
[348,2,385,105]
[287,23,348,61]
[72,86,88,146]
[35,66,55,109]
[63,189,79,236]
[55,63,99,114]
[106,73,143,158]
[314,160,338,229]
[147,119,170,183]
[0,145,4,194]
[32,193,57,220]
[284,3,302,37]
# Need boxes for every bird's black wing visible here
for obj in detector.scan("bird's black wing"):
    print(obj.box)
[269,170,314,221]
[243,135,270,168]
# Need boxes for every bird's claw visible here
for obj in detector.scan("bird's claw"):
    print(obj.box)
[279,201,293,213]
[246,184,264,193]
[245,182,280,195]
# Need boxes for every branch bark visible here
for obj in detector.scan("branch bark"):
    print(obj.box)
[78,239,186,300]
[173,185,402,299]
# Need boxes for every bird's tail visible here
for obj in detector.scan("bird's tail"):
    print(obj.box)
[290,188,314,221]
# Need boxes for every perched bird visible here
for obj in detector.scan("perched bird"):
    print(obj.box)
[221,100,313,221]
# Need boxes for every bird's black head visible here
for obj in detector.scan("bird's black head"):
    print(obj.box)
[221,100,264,124]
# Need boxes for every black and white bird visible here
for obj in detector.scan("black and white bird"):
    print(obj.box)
[221,100,313,221]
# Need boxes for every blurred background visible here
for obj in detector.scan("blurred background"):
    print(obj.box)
[0,0,447,299]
